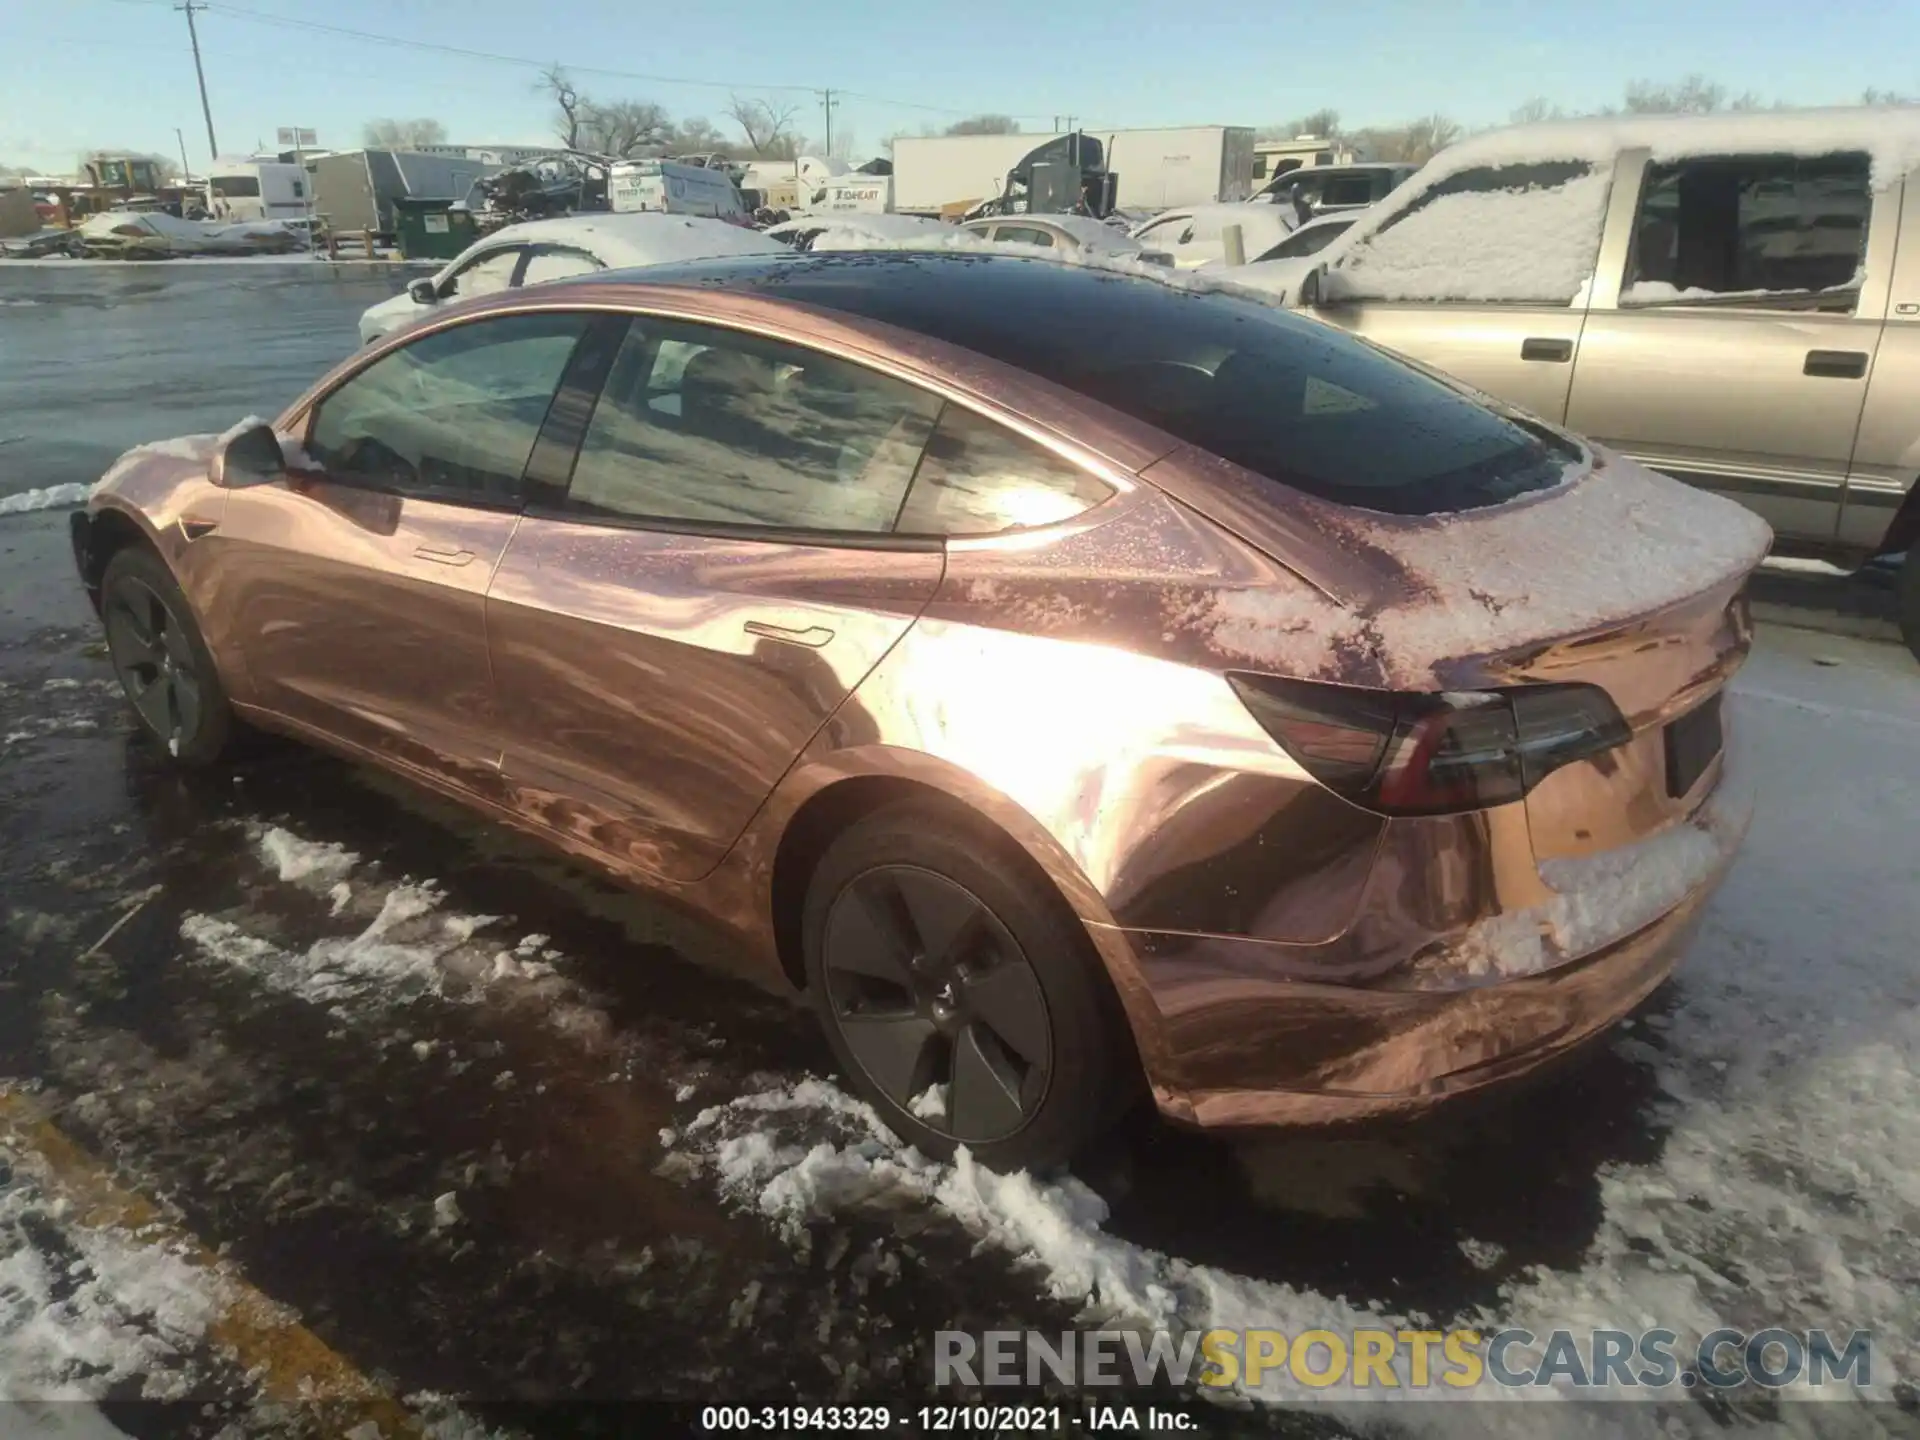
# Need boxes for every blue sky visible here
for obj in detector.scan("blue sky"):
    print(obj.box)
[0,0,1909,174]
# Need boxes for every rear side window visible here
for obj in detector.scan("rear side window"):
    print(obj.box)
[994,226,1056,248]
[564,318,940,533]
[1320,175,1375,207]
[1622,152,1869,311]
[1327,160,1609,304]
[896,407,1111,536]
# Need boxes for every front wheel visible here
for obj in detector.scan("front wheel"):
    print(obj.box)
[100,546,235,765]
[802,803,1138,1172]
[1899,552,1920,666]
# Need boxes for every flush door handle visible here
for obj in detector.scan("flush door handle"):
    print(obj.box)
[413,543,475,566]
[744,620,834,647]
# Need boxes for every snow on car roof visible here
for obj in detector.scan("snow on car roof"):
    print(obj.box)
[1424,105,1920,190]
[768,213,956,241]
[483,212,785,265]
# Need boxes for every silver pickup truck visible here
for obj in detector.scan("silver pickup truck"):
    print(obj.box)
[1283,108,1920,660]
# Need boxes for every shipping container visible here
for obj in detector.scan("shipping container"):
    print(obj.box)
[311,149,501,236]
[891,127,1256,216]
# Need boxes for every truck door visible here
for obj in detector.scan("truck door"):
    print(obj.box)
[1566,148,1888,543]
[1308,157,1613,423]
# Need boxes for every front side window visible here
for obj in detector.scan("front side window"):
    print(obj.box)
[1258,219,1353,262]
[306,312,587,504]
[1327,160,1608,304]
[995,226,1056,248]
[1321,175,1376,208]
[564,318,940,533]
[1622,152,1869,311]
[442,247,521,299]
[521,247,603,284]
[897,406,1111,536]
[1135,216,1192,244]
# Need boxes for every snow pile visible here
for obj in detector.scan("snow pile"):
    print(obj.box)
[1441,775,1751,982]
[1326,167,1612,304]
[254,824,359,887]
[0,485,89,516]
[0,1142,226,1400]
[178,825,595,1035]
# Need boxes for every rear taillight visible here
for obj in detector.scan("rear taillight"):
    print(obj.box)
[1228,673,1631,816]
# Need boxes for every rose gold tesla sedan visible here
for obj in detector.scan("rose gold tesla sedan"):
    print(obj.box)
[73,252,1770,1170]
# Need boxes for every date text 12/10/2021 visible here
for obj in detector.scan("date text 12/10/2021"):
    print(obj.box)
[698,1405,1198,1431]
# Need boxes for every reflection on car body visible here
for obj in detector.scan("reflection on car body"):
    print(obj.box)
[74,252,1768,1170]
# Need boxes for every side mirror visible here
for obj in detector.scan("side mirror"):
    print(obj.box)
[210,423,284,487]
[408,277,438,304]
[1298,264,1325,307]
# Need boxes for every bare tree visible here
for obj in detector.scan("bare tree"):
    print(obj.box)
[1863,88,1918,105]
[1621,74,1752,115]
[727,95,803,158]
[944,114,1019,136]
[362,117,448,149]
[670,116,729,154]
[582,99,671,157]
[541,64,587,150]
[1509,97,1566,125]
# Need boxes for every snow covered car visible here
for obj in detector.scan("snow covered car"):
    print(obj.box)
[1282,107,1920,661]
[74,251,1766,1170]
[764,213,973,251]
[1126,202,1296,268]
[1207,213,1360,297]
[357,212,787,345]
[957,214,1174,266]
[76,212,302,258]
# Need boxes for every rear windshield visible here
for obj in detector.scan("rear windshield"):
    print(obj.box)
[730,255,1577,516]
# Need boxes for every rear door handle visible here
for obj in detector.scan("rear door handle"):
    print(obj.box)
[744,620,834,647]
[1520,337,1574,362]
[1804,349,1868,379]
[412,543,475,566]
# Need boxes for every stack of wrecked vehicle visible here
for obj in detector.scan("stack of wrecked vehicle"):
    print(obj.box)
[471,152,613,234]
[76,212,304,258]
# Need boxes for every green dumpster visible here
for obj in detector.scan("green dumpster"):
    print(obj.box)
[393,198,476,261]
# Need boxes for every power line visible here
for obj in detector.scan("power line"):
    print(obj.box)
[186,1,1058,123]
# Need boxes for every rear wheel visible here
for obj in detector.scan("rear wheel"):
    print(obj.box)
[802,803,1135,1172]
[1899,552,1920,665]
[100,546,234,766]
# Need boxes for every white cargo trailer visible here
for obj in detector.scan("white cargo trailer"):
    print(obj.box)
[891,127,1255,216]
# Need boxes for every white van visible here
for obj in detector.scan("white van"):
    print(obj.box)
[608,158,746,221]
[206,161,309,222]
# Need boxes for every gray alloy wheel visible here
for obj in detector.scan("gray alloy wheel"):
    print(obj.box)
[99,548,233,765]
[105,574,203,754]
[821,864,1053,1145]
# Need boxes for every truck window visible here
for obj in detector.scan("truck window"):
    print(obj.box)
[1621,152,1869,312]
[212,176,263,198]
[1326,160,1608,305]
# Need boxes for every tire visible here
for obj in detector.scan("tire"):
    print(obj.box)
[801,801,1137,1173]
[99,546,235,766]
[1899,552,1920,666]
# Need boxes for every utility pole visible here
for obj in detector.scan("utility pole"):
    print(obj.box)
[820,88,836,158]
[176,1,218,161]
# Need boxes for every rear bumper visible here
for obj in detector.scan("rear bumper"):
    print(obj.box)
[1104,754,1750,1130]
